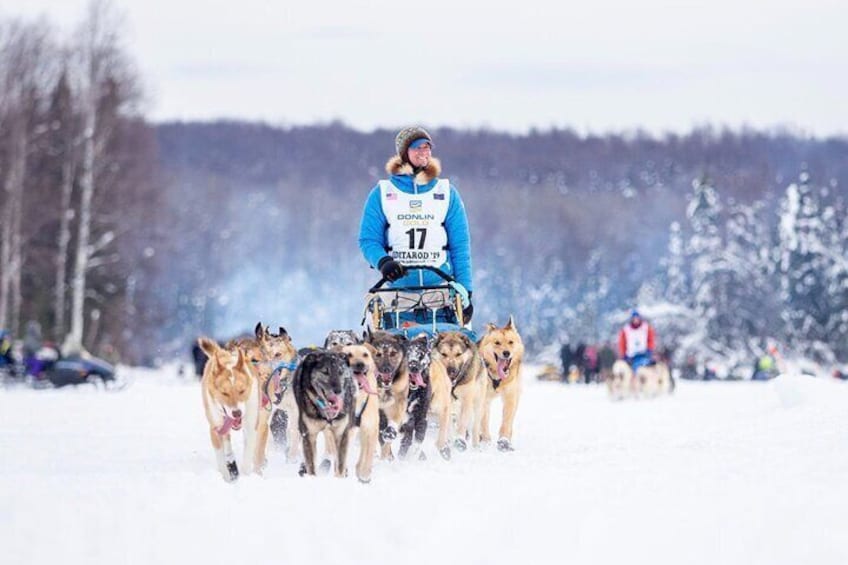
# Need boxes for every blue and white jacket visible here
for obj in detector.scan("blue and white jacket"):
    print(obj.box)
[358,155,473,292]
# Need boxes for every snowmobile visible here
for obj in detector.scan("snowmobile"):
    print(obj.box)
[44,352,116,388]
[362,265,474,340]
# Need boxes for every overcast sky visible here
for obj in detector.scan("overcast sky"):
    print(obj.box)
[6,0,847,136]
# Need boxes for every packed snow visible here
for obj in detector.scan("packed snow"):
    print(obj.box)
[1,365,846,565]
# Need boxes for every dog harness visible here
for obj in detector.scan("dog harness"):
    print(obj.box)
[257,359,298,409]
[379,179,450,268]
[449,357,472,400]
[354,395,371,428]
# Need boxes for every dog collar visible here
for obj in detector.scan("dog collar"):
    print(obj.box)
[273,360,298,373]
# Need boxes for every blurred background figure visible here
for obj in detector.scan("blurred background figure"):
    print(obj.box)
[22,320,43,377]
[559,342,574,384]
[0,329,15,369]
[752,349,778,381]
[583,343,598,384]
[598,342,616,382]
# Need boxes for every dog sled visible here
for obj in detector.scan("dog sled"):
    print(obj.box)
[362,265,474,340]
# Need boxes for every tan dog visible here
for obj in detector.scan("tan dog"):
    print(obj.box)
[341,343,380,483]
[198,337,260,482]
[229,323,298,471]
[478,316,525,452]
[608,359,634,400]
[430,331,485,459]
[635,362,674,397]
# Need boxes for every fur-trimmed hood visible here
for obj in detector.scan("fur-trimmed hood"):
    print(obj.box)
[385,155,442,186]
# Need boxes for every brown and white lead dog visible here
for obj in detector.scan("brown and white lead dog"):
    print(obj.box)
[228,323,298,471]
[198,337,260,481]
[477,316,525,452]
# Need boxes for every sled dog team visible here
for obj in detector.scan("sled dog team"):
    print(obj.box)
[198,317,525,482]
[606,359,674,400]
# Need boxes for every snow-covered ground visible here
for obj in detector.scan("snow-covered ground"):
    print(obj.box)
[1,365,846,565]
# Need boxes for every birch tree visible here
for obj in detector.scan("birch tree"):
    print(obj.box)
[0,19,54,335]
[65,0,136,353]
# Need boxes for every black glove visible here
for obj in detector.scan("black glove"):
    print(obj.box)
[462,292,473,323]
[378,257,406,282]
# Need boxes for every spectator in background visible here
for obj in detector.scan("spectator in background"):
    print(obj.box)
[0,329,14,368]
[574,342,586,374]
[583,344,598,384]
[681,353,699,380]
[22,320,43,377]
[192,341,207,379]
[598,342,616,381]
[559,342,574,383]
[752,350,777,381]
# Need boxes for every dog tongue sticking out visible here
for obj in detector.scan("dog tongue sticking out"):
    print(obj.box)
[409,372,427,388]
[324,395,343,419]
[215,410,243,435]
[497,358,511,380]
[354,372,377,394]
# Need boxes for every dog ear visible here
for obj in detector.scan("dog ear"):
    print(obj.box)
[460,332,475,350]
[278,327,289,340]
[197,337,219,358]
[234,347,248,372]
[254,322,264,340]
[364,342,378,358]
[506,315,517,331]
[396,333,410,352]
[433,332,444,347]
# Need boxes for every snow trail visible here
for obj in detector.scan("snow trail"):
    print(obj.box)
[1,367,845,565]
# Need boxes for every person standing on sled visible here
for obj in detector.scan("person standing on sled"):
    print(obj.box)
[358,126,473,333]
[618,310,657,371]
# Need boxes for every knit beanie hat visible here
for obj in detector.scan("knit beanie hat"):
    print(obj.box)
[395,126,433,162]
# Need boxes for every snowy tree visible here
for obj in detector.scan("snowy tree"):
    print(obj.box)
[661,221,688,305]
[778,171,847,361]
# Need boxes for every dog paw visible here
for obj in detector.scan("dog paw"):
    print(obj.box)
[225,461,239,482]
[318,459,332,474]
[496,438,514,452]
[298,462,308,477]
[358,476,371,484]
[439,446,451,461]
[381,425,398,442]
[454,437,467,452]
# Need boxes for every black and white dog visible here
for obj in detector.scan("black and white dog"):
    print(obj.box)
[293,349,355,477]
[323,330,361,350]
[399,334,433,460]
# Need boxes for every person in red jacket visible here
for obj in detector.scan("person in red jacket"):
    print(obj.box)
[618,310,657,370]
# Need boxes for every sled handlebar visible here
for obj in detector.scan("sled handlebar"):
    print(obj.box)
[369,265,456,293]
